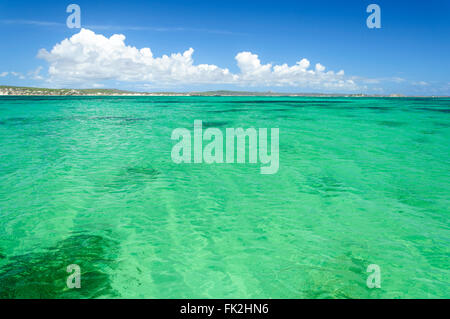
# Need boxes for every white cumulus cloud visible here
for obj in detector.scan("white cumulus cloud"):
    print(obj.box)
[38,29,234,85]
[37,28,357,90]
[235,52,351,89]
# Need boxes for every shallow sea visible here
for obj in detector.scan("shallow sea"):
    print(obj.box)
[0,96,448,298]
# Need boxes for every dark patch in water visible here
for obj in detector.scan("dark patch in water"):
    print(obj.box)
[413,136,430,144]
[1,115,153,126]
[0,97,57,102]
[227,100,348,104]
[207,108,251,113]
[289,104,308,108]
[132,100,181,106]
[125,166,161,178]
[268,101,352,108]
[277,249,373,298]
[6,117,29,122]
[122,117,151,122]
[433,121,450,128]
[421,130,436,135]
[315,105,394,112]
[267,114,297,120]
[365,106,392,111]
[302,175,348,197]
[90,116,150,121]
[98,166,161,192]
[299,117,317,121]
[0,117,34,126]
[45,116,73,123]
[416,108,450,114]
[377,120,406,127]
[317,176,345,193]
[0,116,85,126]
[202,121,230,128]
[266,109,291,112]
[210,102,349,109]
[406,98,447,102]
[90,116,129,120]
[0,234,119,298]
[228,100,296,104]
[90,116,152,124]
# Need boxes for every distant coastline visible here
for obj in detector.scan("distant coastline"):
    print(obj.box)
[0,86,446,98]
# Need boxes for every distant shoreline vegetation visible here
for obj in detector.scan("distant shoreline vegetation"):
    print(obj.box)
[0,86,446,97]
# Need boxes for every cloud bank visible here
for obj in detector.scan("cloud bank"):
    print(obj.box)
[38,28,357,90]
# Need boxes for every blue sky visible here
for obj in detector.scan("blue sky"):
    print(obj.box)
[0,0,449,95]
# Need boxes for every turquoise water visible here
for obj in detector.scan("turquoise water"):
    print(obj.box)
[0,96,448,298]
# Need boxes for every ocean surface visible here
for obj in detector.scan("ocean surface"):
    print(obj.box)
[0,96,448,298]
